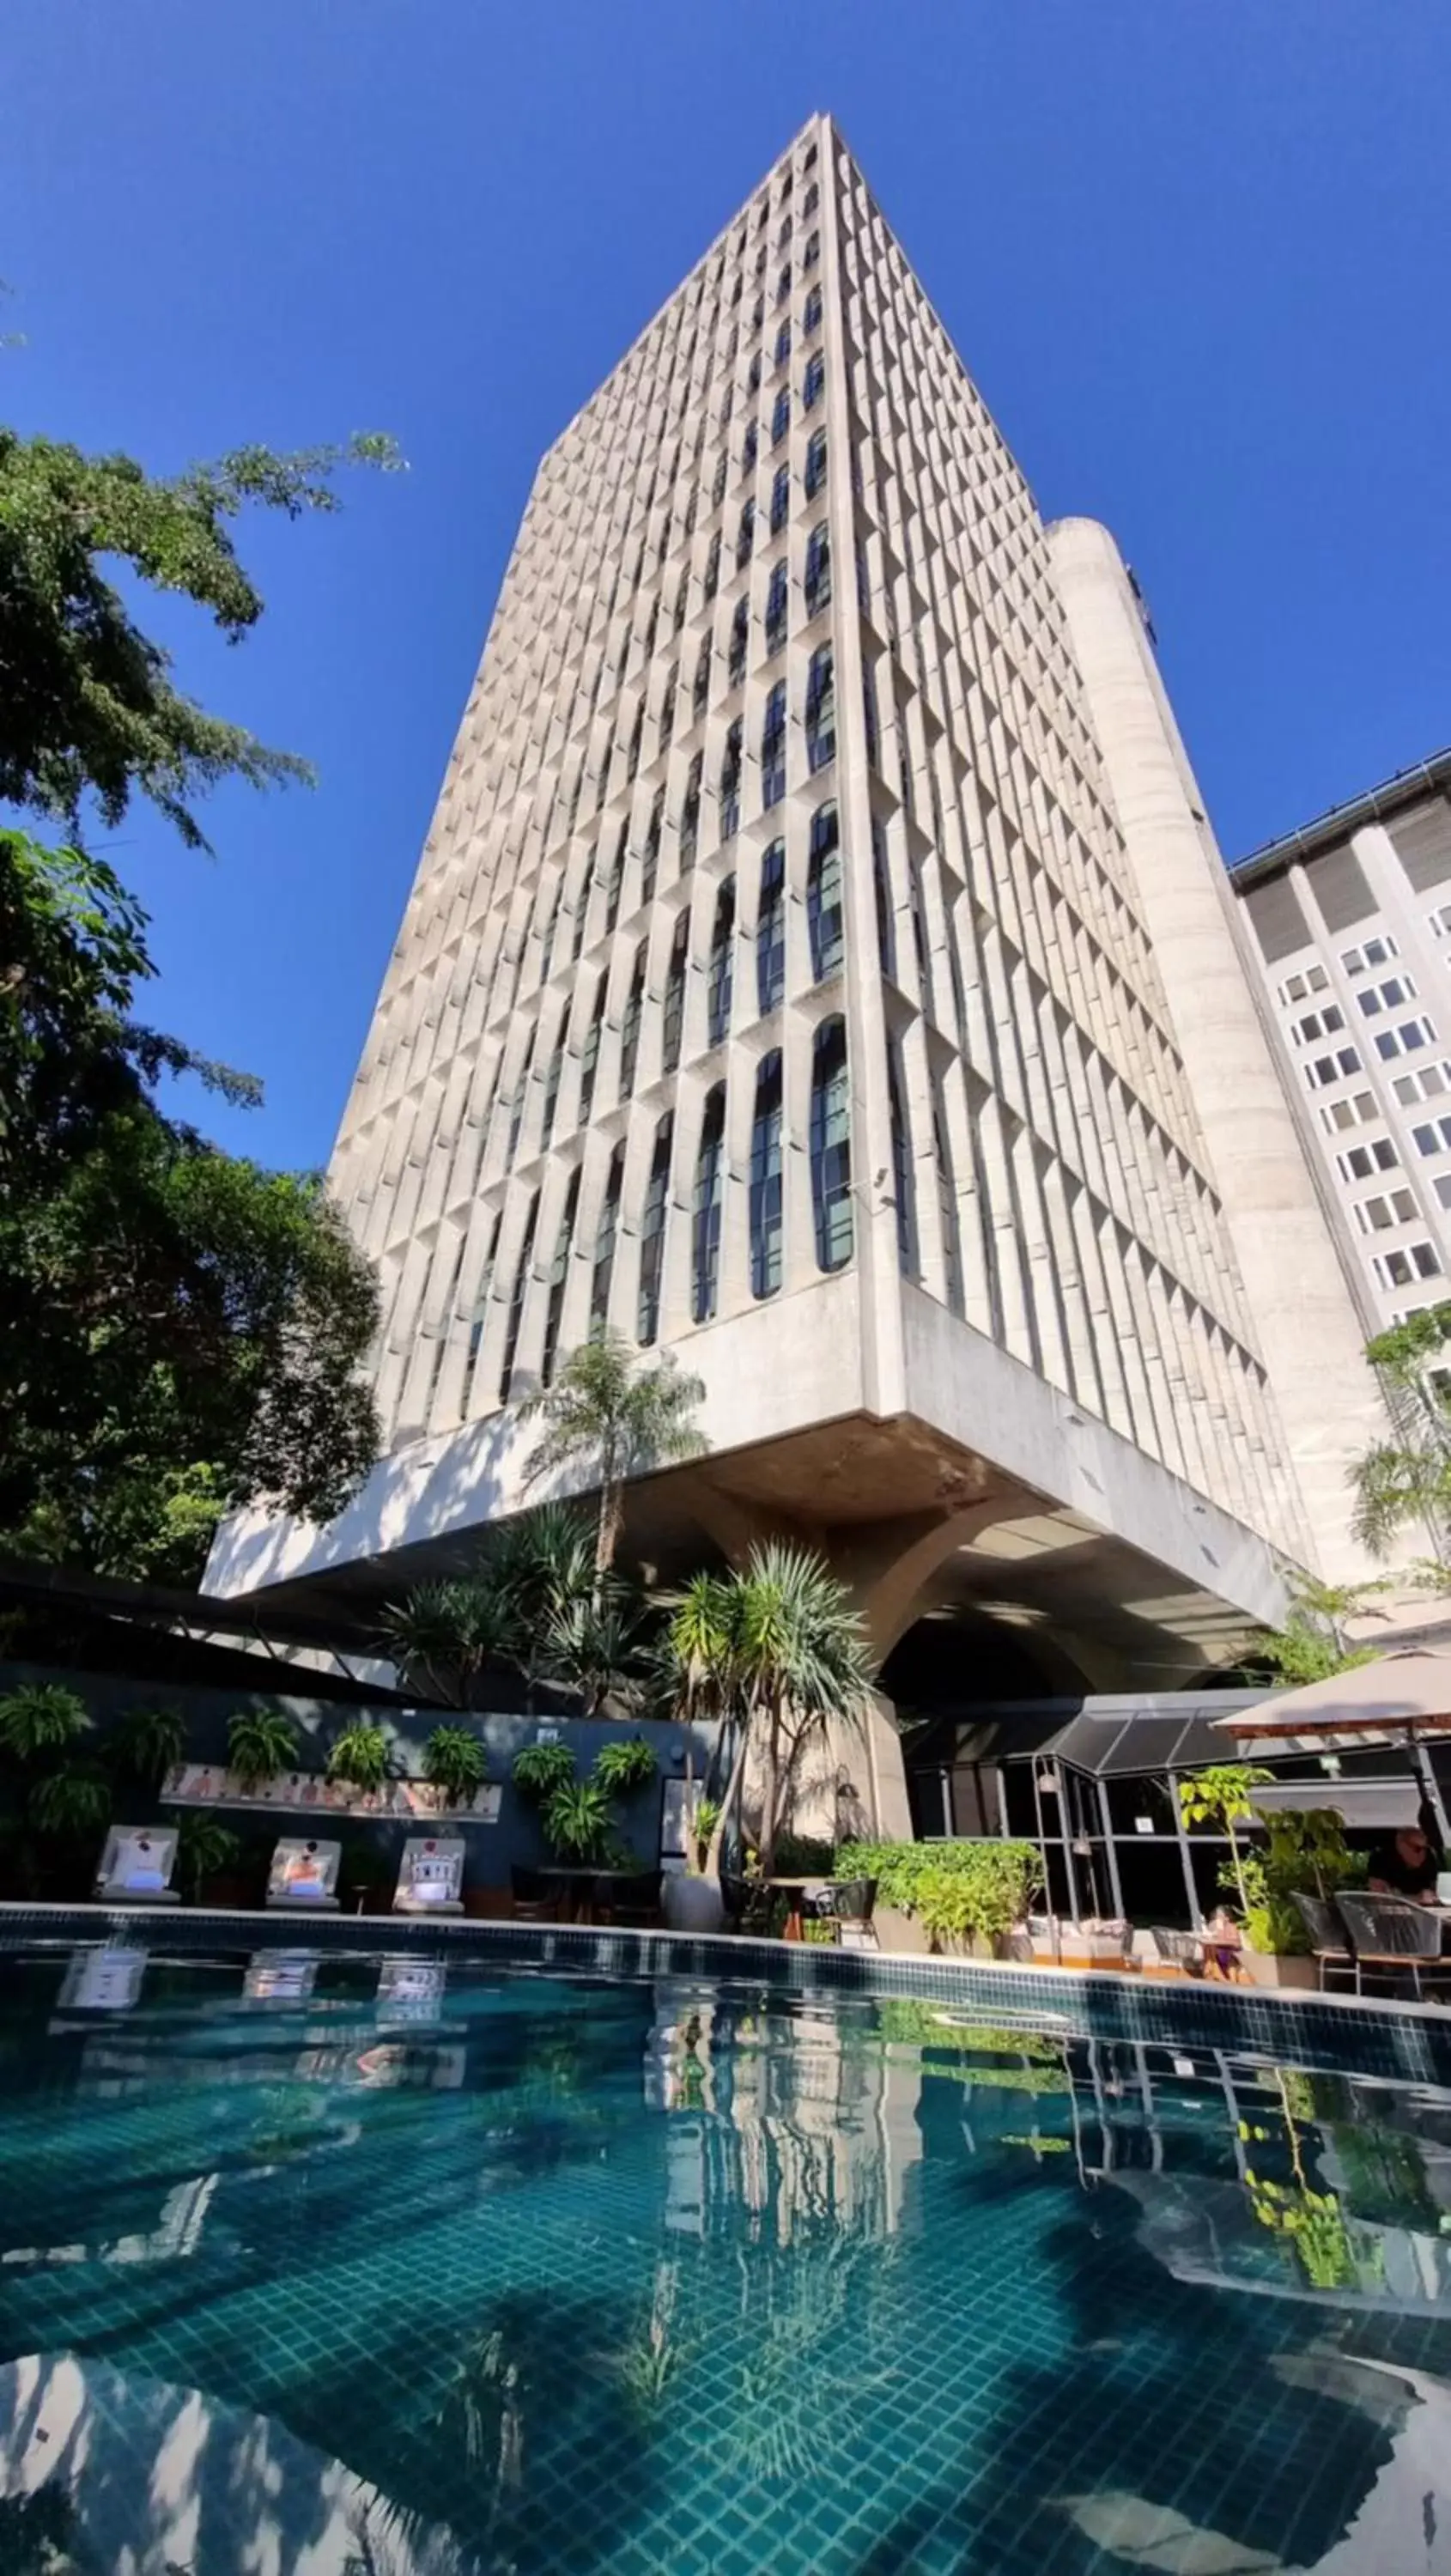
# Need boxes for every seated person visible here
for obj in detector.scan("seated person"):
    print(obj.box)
[1366,1820,1439,1903]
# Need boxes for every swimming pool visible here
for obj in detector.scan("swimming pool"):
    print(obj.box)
[1,1940,1449,2574]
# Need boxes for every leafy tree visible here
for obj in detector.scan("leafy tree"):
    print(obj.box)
[1351,1305,1451,1563]
[0,426,399,848]
[377,1576,513,1710]
[1177,1764,1270,1921]
[1248,1572,1385,1686]
[1,830,380,1578]
[523,1330,706,1575]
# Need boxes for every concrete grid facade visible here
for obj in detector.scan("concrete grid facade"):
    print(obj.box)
[1232,753,1451,1333]
[209,116,1387,1662]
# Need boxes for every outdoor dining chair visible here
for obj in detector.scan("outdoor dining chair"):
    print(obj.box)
[1290,1893,1356,1992]
[1333,1893,1451,2001]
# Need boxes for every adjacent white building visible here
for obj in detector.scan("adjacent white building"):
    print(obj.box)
[203,115,1388,1689]
[1231,749,1451,1332]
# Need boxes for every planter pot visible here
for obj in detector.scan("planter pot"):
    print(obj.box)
[872,1904,931,1956]
[1242,1949,1319,1992]
[661,1873,726,1935]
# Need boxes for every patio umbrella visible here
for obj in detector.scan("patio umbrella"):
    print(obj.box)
[1212,1649,1451,1839]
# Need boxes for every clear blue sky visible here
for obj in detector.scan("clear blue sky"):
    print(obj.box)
[4,1,1448,1171]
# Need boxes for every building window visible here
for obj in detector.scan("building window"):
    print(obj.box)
[506,1029,536,1163]
[1278,964,1329,1005]
[659,668,677,751]
[771,387,791,450]
[932,1094,963,1314]
[804,427,827,498]
[540,1025,566,1150]
[1342,934,1398,976]
[803,179,818,213]
[810,1018,852,1272]
[591,1147,624,1332]
[673,572,689,629]
[1412,1115,1451,1156]
[619,947,646,1097]
[804,282,823,331]
[692,637,712,720]
[804,643,835,774]
[1393,1062,1451,1104]
[540,875,564,982]
[1355,1188,1418,1233]
[863,665,880,767]
[1303,1047,1362,1089]
[1357,975,1417,1018]
[1339,1139,1401,1181]
[577,981,605,1126]
[742,423,758,477]
[776,262,792,305]
[1291,1005,1346,1045]
[774,319,792,369]
[756,838,786,1014]
[748,349,762,392]
[707,878,736,1046]
[886,1039,916,1277]
[663,912,689,1072]
[540,1168,580,1388]
[704,532,721,600]
[719,719,743,841]
[803,229,820,270]
[604,825,627,936]
[750,1050,784,1299]
[872,817,895,978]
[1430,905,1451,940]
[761,679,787,808]
[735,499,756,568]
[1375,1242,1442,1289]
[808,800,844,979]
[636,1115,674,1344]
[712,452,728,508]
[641,790,664,908]
[765,556,788,654]
[769,460,790,535]
[680,750,703,862]
[804,521,831,615]
[1375,1018,1436,1060]
[498,1190,540,1401]
[729,594,750,686]
[691,1086,727,1323]
[465,1208,502,1385]
[803,349,825,410]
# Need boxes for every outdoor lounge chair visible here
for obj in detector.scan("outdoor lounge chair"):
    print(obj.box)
[94,1825,179,1905]
[1290,1893,1356,1992]
[392,1837,465,1915]
[1333,1892,1451,2001]
[265,1838,341,1910]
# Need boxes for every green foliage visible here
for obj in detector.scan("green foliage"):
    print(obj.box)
[1233,1807,1367,1954]
[688,1794,721,1874]
[378,1577,512,1710]
[542,1777,616,1863]
[172,1808,242,1900]
[0,424,399,848]
[28,1761,111,1841]
[523,1328,706,1569]
[770,1832,835,1877]
[0,1681,90,1764]
[511,1741,578,1801]
[871,2000,1061,2059]
[228,1707,299,1789]
[592,1735,659,1795]
[837,1838,1043,1950]
[108,1702,187,1787]
[325,1721,391,1793]
[1177,1763,1268,1919]
[422,1726,488,1803]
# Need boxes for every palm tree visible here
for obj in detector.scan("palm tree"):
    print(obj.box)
[1351,1304,1451,1565]
[665,1544,877,1880]
[522,1330,706,1577]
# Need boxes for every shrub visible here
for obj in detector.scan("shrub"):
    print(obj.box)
[422,1726,488,1803]
[592,1735,658,1795]
[543,1777,616,1862]
[837,1838,1042,1952]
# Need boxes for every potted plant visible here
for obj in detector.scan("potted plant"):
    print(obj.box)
[422,1725,489,1810]
[325,1721,392,1801]
[1177,1767,1358,1989]
[173,1810,243,1905]
[511,1741,577,1803]
[663,1786,727,1934]
[835,1838,1044,1958]
[108,1704,189,1793]
[228,1708,301,1793]
[592,1736,658,1796]
[541,1777,617,1865]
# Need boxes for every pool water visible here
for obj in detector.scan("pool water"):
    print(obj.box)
[1,1947,1449,2575]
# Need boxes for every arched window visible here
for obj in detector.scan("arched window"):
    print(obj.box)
[619,945,646,1097]
[540,1167,580,1387]
[507,1028,536,1163]
[707,878,735,1047]
[804,282,823,332]
[871,817,895,979]
[704,531,721,600]
[591,1146,624,1334]
[808,801,844,980]
[769,459,790,535]
[756,838,786,1015]
[641,789,664,908]
[886,1039,916,1277]
[804,349,825,410]
[680,751,703,862]
[771,387,791,449]
[750,1050,784,1299]
[742,422,758,476]
[774,319,792,369]
[662,912,689,1072]
[805,644,835,774]
[719,719,743,841]
[735,498,755,568]
[804,426,827,500]
[499,1190,540,1400]
[692,636,712,720]
[636,1115,673,1345]
[604,823,627,935]
[810,1020,852,1273]
[577,980,605,1126]
[765,557,788,654]
[729,594,750,686]
[691,1085,726,1323]
[762,680,786,809]
[804,522,831,616]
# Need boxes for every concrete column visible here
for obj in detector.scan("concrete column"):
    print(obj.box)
[1047,516,1385,1580]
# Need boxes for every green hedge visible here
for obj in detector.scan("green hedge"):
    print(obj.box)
[837,1838,1043,1947]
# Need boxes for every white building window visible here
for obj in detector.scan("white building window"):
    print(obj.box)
[1303,1047,1363,1090]
[1337,1139,1399,1182]
[1357,975,1417,1018]
[1429,905,1451,939]
[1291,1004,1345,1045]
[1375,1018,1437,1061]
[1393,1063,1451,1105]
[1354,1188,1418,1234]
[1412,1117,1451,1157]
[1278,963,1330,1005]
[1374,1242,1443,1289]
[1340,933,1398,977]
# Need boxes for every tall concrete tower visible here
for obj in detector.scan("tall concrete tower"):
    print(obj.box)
[205,116,1383,1679]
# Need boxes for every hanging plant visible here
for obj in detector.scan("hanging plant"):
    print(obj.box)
[592,1735,658,1795]
[326,1722,392,1794]
[422,1727,489,1804]
[512,1741,577,1801]
[110,1704,188,1788]
[228,1709,301,1790]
